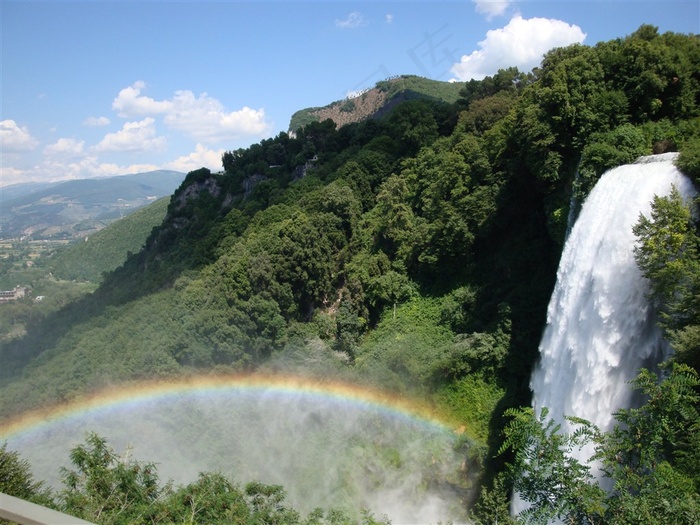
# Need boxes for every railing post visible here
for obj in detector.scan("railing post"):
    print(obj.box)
[0,492,95,525]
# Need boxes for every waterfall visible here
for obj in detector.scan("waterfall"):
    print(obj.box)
[529,152,696,478]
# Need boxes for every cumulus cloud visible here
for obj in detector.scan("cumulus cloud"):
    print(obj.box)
[44,138,85,158]
[83,116,111,127]
[451,16,586,81]
[0,166,27,187]
[111,81,272,144]
[164,143,224,173]
[112,81,173,117]
[1,156,164,187]
[336,12,367,29]
[163,91,272,143]
[386,14,394,24]
[93,118,167,153]
[473,0,512,20]
[1,120,39,151]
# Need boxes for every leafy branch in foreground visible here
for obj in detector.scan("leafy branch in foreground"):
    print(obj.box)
[498,407,605,524]
[495,364,700,525]
[2,432,393,525]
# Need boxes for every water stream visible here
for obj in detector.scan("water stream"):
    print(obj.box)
[526,153,695,499]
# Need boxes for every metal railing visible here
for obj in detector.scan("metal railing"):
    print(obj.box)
[0,492,95,525]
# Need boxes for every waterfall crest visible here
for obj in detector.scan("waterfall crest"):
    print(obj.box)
[530,153,696,464]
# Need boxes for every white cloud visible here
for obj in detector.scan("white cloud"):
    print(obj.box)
[110,82,272,144]
[336,12,367,29]
[0,120,39,152]
[164,143,224,173]
[451,16,586,81]
[473,0,512,20]
[163,90,272,143]
[112,80,173,118]
[0,166,26,187]
[0,158,161,187]
[44,138,85,158]
[386,14,394,24]
[83,116,111,127]
[93,118,167,153]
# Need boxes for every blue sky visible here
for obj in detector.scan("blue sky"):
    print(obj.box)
[1,1,698,187]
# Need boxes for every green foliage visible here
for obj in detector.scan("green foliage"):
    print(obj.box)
[4,26,700,525]
[2,433,392,525]
[459,67,535,108]
[600,25,700,123]
[354,296,453,390]
[500,407,606,524]
[50,197,170,282]
[470,472,517,525]
[60,433,162,524]
[0,441,53,506]
[288,109,322,134]
[457,90,518,135]
[385,100,439,153]
[435,374,505,443]
[375,75,464,105]
[575,124,650,200]
[633,186,700,369]
[600,365,700,497]
[499,366,700,525]
[340,99,356,113]
[677,137,700,181]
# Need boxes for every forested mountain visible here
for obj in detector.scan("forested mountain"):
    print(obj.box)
[288,75,465,131]
[48,197,171,283]
[2,25,700,524]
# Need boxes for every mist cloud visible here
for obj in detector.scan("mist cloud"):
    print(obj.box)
[7,389,470,524]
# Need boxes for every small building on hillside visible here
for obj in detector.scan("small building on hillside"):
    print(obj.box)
[0,285,30,303]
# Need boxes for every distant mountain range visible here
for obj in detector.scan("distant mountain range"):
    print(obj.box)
[0,170,185,239]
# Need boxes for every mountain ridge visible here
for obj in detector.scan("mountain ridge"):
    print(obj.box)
[0,170,185,240]
[288,74,463,132]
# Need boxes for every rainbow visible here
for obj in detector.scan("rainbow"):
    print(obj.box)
[1,373,468,524]
[0,373,455,440]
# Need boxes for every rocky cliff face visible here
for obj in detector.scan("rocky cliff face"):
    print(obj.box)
[289,75,463,133]
[309,88,389,128]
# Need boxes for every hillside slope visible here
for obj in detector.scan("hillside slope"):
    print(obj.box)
[1,25,700,523]
[288,75,463,132]
[49,197,170,282]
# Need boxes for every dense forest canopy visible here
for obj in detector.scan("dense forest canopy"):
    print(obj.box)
[2,25,700,524]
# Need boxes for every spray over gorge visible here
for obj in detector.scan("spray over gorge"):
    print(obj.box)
[1,376,470,524]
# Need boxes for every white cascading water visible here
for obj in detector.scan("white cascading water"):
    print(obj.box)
[523,153,695,502]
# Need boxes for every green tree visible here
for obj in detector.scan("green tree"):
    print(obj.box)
[599,364,700,523]
[677,139,700,181]
[500,366,700,525]
[386,100,439,153]
[633,186,700,369]
[60,433,161,525]
[272,211,336,317]
[499,407,606,524]
[157,472,250,524]
[0,442,53,506]
[575,124,650,200]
